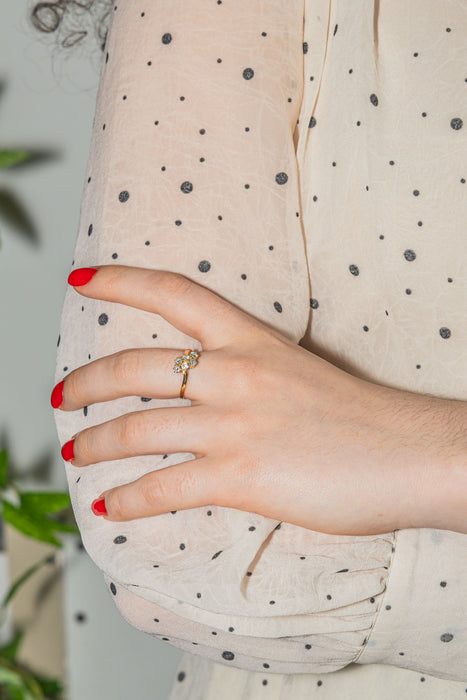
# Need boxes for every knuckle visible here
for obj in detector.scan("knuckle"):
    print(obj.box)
[118,413,145,448]
[141,468,200,510]
[161,271,194,298]
[141,473,170,509]
[113,350,140,383]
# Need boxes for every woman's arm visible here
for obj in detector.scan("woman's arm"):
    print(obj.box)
[401,390,467,533]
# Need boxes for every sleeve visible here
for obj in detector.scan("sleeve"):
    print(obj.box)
[52,0,395,675]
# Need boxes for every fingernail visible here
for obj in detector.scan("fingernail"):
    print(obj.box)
[68,268,98,286]
[92,497,108,516]
[61,438,75,462]
[51,380,64,409]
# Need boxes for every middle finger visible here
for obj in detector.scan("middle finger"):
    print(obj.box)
[68,405,208,467]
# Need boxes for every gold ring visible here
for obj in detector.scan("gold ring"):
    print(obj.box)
[173,348,200,399]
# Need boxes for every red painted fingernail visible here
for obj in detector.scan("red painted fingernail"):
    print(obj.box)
[51,380,64,409]
[61,438,75,462]
[68,268,98,286]
[92,497,108,516]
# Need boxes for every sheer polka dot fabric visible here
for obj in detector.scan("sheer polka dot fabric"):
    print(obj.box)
[53,0,467,695]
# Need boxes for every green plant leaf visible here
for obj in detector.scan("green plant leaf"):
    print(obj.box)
[0,150,31,170]
[0,556,51,614]
[19,492,71,516]
[17,493,79,535]
[0,450,8,490]
[0,657,45,699]
[40,520,79,535]
[0,680,27,700]
[1,501,62,549]
[28,672,63,699]
[0,665,26,693]
[0,629,24,662]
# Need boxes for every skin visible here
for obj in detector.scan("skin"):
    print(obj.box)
[52,265,467,535]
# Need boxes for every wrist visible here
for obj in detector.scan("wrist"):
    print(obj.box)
[401,394,467,533]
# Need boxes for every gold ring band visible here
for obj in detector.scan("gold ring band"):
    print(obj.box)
[173,348,200,399]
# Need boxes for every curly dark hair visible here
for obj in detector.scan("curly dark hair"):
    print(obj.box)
[29,0,113,52]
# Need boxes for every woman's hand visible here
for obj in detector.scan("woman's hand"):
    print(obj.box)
[51,265,453,535]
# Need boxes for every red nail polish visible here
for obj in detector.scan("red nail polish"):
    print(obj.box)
[61,438,75,462]
[68,268,98,286]
[92,497,108,516]
[51,380,64,409]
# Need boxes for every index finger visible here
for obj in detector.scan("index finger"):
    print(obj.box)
[67,265,253,349]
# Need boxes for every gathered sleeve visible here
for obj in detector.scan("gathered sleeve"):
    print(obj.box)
[53,0,397,676]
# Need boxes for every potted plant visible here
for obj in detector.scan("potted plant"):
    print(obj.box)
[0,131,80,698]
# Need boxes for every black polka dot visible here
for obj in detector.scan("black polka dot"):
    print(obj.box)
[98,313,108,325]
[181,181,193,193]
[275,172,288,185]
[370,93,378,106]
[118,190,129,202]
[243,68,254,80]
[222,651,235,660]
[440,633,454,642]
[404,249,416,261]
[439,327,451,339]
[162,33,172,44]
[198,260,211,272]
[450,117,463,130]
[349,264,360,276]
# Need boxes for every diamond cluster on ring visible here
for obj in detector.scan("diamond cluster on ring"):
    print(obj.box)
[173,350,199,373]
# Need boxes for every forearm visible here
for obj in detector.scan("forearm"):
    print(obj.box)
[414,396,467,534]
[382,385,467,534]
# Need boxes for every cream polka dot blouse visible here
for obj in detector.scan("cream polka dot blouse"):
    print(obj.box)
[53,1,467,697]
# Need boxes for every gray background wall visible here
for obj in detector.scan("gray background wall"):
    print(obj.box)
[0,2,183,697]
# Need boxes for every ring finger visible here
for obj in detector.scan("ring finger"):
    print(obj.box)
[55,347,208,411]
